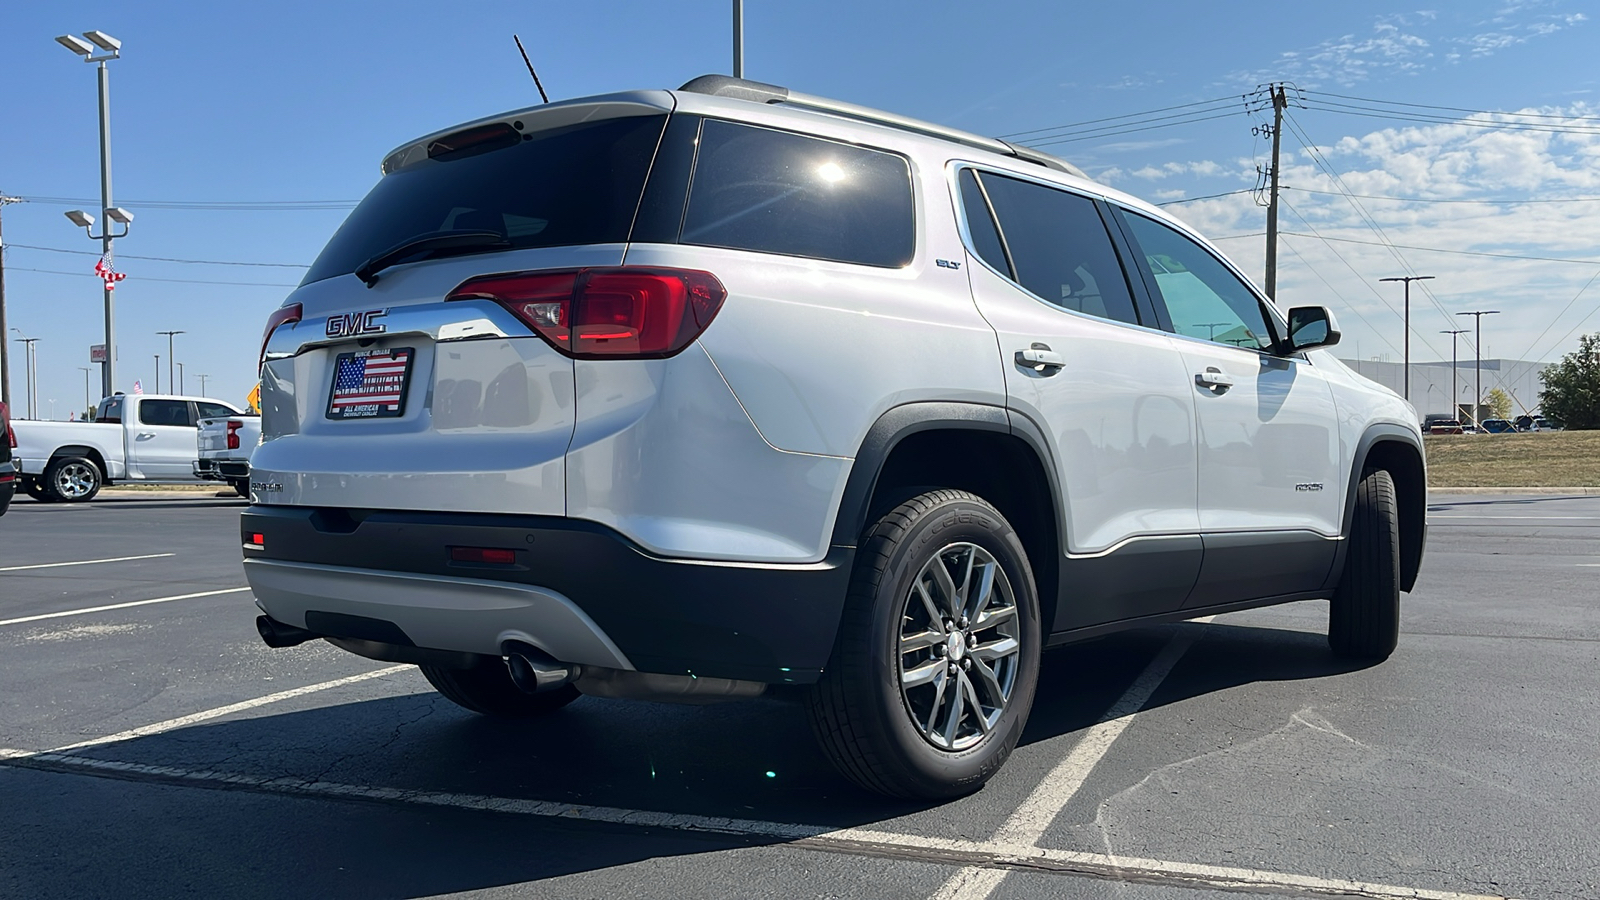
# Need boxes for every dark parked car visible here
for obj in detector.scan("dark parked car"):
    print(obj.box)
[1425,419,1464,435]
[0,402,15,516]
[1481,418,1515,434]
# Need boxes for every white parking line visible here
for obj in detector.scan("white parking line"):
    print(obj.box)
[0,553,176,572]
[1428,515,1600,520]
[931,618,1212,900]
[49,665,412,753]
[0,587,251,628]
[0,749,1510,900]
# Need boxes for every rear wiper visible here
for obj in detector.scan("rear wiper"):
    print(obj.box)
[354,230,511,287]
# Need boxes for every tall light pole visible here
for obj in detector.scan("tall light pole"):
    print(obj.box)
[56,30,130,401]
[12,330,39,419]
[1457,310,1500,428]
[77,366,93,416]
[1441,329,1467,420]
[157,330,184,393]
[0,192,25,408]
[732,0,744,77]
[1379,275,1435,403]
[198,373,209,396]
[154,354,160,393]
[176,361,184,395]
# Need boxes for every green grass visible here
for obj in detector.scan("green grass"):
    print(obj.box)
[1424,430,1600,487]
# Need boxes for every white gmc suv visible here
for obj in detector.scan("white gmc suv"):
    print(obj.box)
[243,75,1426,800]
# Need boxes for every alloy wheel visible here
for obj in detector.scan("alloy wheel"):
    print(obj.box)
[898,542,1021,751]
[53,462,98,499]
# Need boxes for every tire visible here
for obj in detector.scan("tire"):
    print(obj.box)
[420,659,580,718]
[228,478,250,497]
[807,489,1042,800]
[1329,467,1400,660]
[43,456,102,503]
[23,478,53,502]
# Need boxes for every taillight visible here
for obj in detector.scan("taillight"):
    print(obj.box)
[450,546,517,565]
[0,401,12,449]
[447,267,726,359]
[259,302,303,372]
[226,419,243,450]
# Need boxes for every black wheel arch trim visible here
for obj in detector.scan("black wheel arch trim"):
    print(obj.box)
[1329,423,1426,593]
[828,401,1067,554]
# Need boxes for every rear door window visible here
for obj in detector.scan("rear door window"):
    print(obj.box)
[195,402,236,420]
[970,171,1141,326]
[680,120,914,267]
[303,112,669,285]
[139,399,191,427]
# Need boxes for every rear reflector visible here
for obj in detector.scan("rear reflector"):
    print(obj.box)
[244,532,265,550]
[450,546,517,565]
[447,267,726,359]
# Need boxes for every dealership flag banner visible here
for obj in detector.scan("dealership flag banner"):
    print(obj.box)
[95,251,127,291]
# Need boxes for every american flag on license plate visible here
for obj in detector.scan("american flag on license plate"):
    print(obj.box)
[331,349,410,414]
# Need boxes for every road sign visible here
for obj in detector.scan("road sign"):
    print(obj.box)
[90,344,107,363]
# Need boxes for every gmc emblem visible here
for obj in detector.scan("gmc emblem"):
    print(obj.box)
[326,309,388,338]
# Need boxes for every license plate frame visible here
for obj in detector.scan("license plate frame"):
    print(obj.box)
[325,347,415,420]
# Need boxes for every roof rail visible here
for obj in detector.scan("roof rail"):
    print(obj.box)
[677,75,1088,180]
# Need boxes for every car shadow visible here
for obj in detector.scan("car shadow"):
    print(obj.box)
[1,617,1373,899]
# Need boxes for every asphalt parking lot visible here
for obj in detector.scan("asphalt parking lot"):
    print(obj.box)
[1,492,1596,900]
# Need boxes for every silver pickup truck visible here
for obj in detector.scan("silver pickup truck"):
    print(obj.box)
[12,393,244,502]
[194,413,261,496]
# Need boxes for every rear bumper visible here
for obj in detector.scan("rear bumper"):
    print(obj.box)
[241,505,853,684]
[0,461,15,514]
[194,458,249,480]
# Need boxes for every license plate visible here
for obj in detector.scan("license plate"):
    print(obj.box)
[326,347,414,420]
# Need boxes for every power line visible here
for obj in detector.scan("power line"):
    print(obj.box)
[1277,232,1600,266]
[1156,189,1258,205]
[9,243,308,268]
[1286,186,1600,205]
[1277,234,1405,359]
[17,194,355,211]
[1023,110,1245,147]
[1302,89,1600,125]
[1297,102,1600,136]
[998,95,1242,139]
[12,267,298,288]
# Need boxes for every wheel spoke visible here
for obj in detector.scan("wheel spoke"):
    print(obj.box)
[956,546,977,615]
[970,657,1007,709]
[924,667,948,733]
[958,670,991,734]
[914,581,946,634]
[972,635,1020,663]
[901,658,944,689]
[941,672,966,745]
[965,560,997,620]
[973,603,1016,632]
[929,558,962,621]
[900,628,943,653]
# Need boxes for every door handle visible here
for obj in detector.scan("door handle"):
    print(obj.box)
[1195,367,1233,391]
[1015,345,1065,374]
[136,432,156,439]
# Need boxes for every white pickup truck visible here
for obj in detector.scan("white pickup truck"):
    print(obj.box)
[12,393,246,502]
[194,413,261,497]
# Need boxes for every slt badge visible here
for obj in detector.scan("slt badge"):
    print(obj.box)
[326,309,389,338]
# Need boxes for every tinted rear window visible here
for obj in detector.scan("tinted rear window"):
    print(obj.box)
[303,113,669,285]
[680,120,914,268]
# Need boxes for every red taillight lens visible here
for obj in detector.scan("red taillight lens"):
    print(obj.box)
[447,267,726,359]
[0,401,12,449]
[226,419,243,450]
[259,302,304,372]
[450,546,517,565]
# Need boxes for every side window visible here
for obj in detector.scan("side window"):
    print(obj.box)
[138,399,191,427]
[195,402,236,420]
[680,120,915,267]
[1121,212,1275,351]
[973,172,1141,327]
[957,169,1010,276]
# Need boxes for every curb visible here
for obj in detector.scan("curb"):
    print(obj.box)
[1428,486,1600,495]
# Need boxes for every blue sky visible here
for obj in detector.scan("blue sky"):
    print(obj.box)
[3,0,1597,416]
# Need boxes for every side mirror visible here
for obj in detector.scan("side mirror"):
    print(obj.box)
[1286,306,1341,352]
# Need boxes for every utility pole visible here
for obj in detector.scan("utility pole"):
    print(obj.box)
[198,373,209,396]
[157,330,183,394]
[176,361,184,395]
[1379,275,1435,403]
[1441,329,1467,420]
[1457,310,1500,428]
[732,0,744,78]
[1264,84,1287,302]
[0,192,24,408]
[154,354,160,393]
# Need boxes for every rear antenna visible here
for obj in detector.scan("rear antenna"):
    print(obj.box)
[513,34,549,104]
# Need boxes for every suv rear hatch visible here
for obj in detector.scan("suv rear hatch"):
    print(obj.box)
[251,93,674,515]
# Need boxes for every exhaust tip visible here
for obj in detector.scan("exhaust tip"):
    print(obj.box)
[257,614,318,649]
[501,641,575,694]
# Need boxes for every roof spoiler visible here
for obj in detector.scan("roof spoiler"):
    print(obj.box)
[677,75,1089,181]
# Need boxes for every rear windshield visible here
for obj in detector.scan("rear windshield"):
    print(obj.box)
[302,113,669,285]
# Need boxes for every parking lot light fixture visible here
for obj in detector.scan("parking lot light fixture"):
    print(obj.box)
[55,34,95,56]
[105,207,134,224]
[82,31,122,53]
[64,210,95,229]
